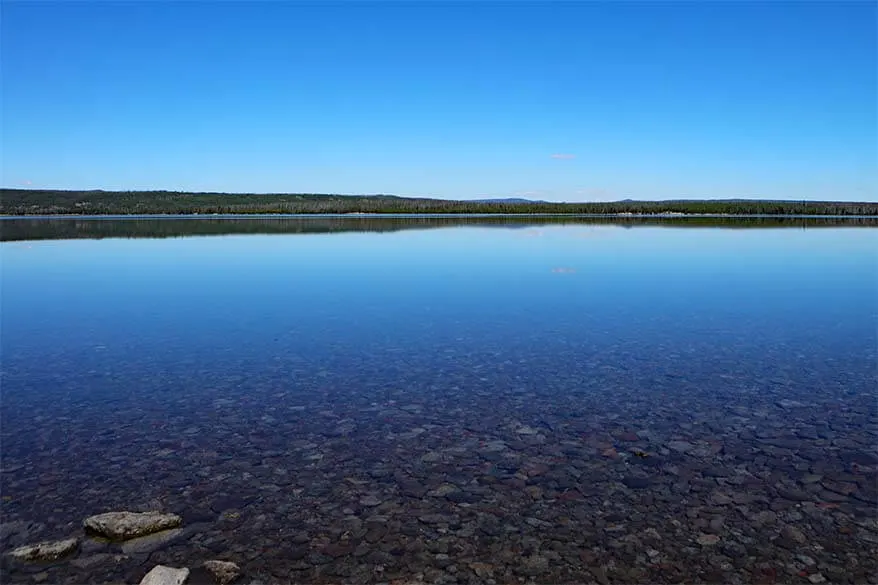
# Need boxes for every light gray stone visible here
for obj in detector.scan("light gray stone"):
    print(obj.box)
[8,538,78,562]
[204,560,241,584]
[781,524,807,545]
[139,565,189,585]
[84,511,182,541]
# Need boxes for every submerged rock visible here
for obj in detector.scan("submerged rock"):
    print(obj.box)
[427,483,459,497]
[139,565,190,585]
[515,425,539,435]
[780,524,807,544]
[667,441,694,454]
[520,554,550,576]
[469,561,494,578]
[120,528,185,554]
[70,553,127,569]
[204,559,241,584]
[359,494,383,507]
[83,511,182,541]
[622,476,652,489]
[8,538,78,562]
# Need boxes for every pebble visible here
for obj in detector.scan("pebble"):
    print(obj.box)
[515,425,539,435]
[780,524,807,545]
[711,492,733,505]
[520,554,549,576]
[470,561,493,577]
[622,476,651,489]
[697,534,720,546]
[796,554,816,566]
[203,560,241,585]
[668,441,694,454]
[427,484,458,497]
[359,495,383,507]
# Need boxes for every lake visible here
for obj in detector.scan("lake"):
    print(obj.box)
[1,216,876,585]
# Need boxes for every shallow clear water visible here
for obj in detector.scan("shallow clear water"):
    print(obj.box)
[1,217,876,585]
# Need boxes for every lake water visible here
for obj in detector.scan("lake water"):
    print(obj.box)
[1,216,876,585]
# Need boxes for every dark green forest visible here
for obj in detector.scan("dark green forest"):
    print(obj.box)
[2,188,877,216]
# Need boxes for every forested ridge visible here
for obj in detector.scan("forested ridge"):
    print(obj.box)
[2,189,876,216]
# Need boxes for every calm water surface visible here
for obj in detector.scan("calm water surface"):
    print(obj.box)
[1,217,876,585]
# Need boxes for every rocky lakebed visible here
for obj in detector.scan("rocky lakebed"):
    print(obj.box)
[1,344,876,585]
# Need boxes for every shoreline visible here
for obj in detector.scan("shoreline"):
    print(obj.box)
[4,190,876,217]
[3,212,877,219]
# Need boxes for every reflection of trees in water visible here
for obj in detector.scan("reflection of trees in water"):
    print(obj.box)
[2,215,876,242]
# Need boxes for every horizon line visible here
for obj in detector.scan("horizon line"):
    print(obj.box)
[2,187,874,205]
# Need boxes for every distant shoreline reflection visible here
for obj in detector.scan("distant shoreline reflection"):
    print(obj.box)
[2,215,876,242]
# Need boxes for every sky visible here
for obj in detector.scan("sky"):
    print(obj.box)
[1,1,876,202]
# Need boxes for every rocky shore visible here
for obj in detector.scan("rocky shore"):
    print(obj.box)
[5,511,240,584]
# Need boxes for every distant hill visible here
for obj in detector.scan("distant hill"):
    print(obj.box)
[0,189,876,216]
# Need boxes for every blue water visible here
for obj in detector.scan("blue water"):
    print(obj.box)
[1,218,876,584]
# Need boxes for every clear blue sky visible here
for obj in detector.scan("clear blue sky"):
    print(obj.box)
[2,1,875,201]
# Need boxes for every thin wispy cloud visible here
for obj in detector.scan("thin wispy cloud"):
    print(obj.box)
[550,154,576,160]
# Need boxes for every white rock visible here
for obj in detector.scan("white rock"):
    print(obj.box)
[139,565,189,585]
[8,538,78,561]
[83,511,182,540]
[204,560,241,584]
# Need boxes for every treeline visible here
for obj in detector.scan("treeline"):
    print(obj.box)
[4,216,876,242]
[2,189,877,216]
